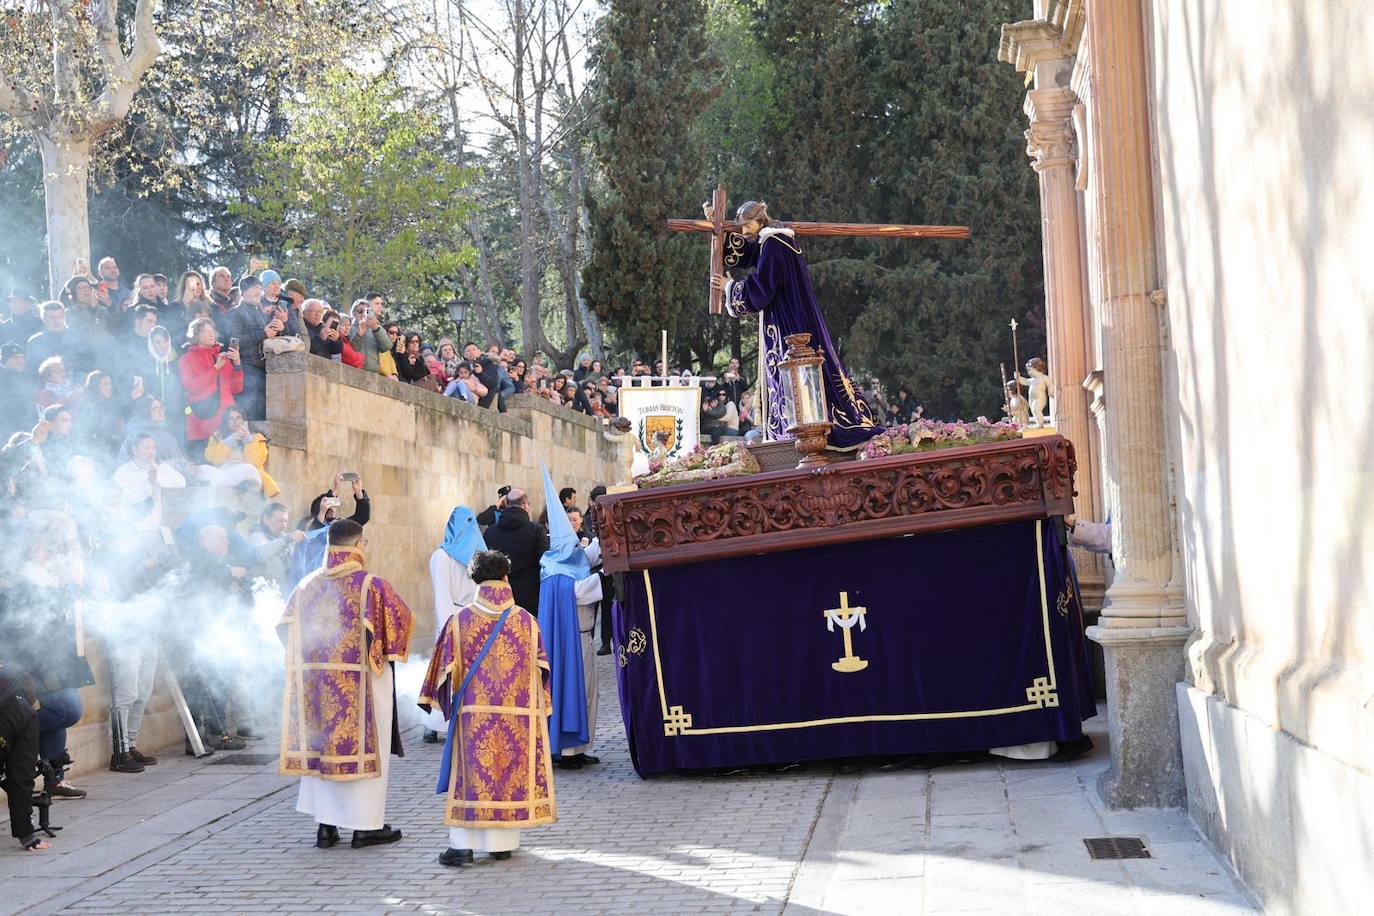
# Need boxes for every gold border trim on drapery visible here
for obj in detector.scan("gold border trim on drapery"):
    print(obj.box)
[644,519,1060,737]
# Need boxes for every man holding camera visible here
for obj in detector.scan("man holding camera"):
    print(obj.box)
[218,276,298,421]
[303,474,371,531]
[302,299,343,360]
[719,357,749,406]
[348,297,391,374]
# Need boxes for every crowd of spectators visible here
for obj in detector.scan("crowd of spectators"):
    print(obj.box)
[0,254,933,853]
[0,256,385,852]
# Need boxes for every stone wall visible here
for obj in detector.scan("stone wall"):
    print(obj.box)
[1148,1,1374,910]
[40,352,627,781]
[262,350,628,646]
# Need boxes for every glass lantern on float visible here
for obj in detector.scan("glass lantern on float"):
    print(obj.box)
[778,333,833,468]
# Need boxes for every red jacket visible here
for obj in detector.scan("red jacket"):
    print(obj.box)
[340,336,365,369]
[178,343,244,440]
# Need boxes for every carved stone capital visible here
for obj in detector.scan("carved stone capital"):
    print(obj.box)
[1024,86,1078,125]
[1025,119,1077,172]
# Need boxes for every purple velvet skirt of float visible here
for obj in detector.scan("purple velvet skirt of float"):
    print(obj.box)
[611,519,1095,776]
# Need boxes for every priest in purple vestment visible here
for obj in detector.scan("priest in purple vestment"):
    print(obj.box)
[708,200,882,451]
[419,550,556,867]
[278,520,413,850]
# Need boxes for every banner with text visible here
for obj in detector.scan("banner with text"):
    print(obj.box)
[618,386,703,476]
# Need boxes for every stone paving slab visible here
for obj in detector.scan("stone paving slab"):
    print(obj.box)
[0,655,1258,915]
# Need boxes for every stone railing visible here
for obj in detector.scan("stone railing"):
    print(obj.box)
[261,350,628,638]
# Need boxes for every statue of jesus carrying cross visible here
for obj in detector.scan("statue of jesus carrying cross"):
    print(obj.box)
[678,188,969,451]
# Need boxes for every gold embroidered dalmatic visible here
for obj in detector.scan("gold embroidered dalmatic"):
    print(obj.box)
[279,546,413,780]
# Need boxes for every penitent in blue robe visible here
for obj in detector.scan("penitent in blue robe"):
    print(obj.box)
[724,227,882,451]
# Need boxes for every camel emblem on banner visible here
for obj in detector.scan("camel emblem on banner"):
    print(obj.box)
[639,415,685,456]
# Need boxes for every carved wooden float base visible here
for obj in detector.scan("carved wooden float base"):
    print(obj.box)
[595,435,1077,573]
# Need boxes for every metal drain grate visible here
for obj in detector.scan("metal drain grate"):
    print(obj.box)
[1083,836,1151,860]
[207,753,278,766]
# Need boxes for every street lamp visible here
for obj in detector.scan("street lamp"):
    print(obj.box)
[446,298,470,340]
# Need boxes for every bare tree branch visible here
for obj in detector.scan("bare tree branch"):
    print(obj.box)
[0,71,46,132]
[84,0,162,137]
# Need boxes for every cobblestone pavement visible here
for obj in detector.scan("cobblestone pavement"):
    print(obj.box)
[1,657,1256,915]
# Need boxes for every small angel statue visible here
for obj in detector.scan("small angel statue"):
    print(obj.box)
[602,416,638,487]
[1015,358,1052,428]
[1003,380,1030,427]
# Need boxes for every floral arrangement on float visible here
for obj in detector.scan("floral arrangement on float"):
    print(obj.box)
[857,417,1022,460]
[636,441,762,488]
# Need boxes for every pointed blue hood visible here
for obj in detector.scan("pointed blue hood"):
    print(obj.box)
[440,505,484,567]
[539,462,590,581]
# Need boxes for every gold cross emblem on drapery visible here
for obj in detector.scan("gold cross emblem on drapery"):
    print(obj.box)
[823,592,869,673]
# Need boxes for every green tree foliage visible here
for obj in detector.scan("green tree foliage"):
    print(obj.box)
[582,0,721,360]
[0,0,371,289]
[850,0,1045,418]
[235,69,474,309]
[587,0,1044,418]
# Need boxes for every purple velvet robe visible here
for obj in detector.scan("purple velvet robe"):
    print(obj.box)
[278,547,414,780]
[418,582,557,829]
[724,228,882,451]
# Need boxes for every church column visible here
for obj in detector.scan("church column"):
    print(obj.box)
[1022,86,1105,600]
[1080,0,1189,808]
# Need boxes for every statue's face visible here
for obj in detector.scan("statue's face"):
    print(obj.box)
[740,218,765,238]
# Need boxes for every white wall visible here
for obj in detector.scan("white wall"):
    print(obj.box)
[1148,1,1374,909]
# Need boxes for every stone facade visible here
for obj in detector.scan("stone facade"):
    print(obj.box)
[1002,0,1374,910]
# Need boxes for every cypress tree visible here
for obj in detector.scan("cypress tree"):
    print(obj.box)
[849,0,1045,418]
[583,1,721,359]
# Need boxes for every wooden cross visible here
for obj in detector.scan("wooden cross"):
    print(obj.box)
[668,185,972,314]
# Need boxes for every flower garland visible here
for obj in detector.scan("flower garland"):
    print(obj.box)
[857,417,1022,460]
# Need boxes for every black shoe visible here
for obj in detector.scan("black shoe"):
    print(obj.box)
[184,739,214,758]
[49,781,87,799]
[835,760,865,775]
[316,824,340,848]
[109,752,145,774]
[596,645,611,656]
[553,755,582,770]
[876,755,921,772]
[212,735,247,751]
[491,850,512,861]
[129,747,158,765]
[236,726,264,741]
[438,847,473,867]
[573,753,600,765]
[1048,736,1095,762]
[351,825,402,848]
[422,729,440,744]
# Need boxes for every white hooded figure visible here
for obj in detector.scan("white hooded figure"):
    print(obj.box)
[423,506,482,737]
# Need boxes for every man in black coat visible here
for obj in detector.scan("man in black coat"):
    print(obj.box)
[481,487,548,612]
[218,280,297,420]
[0,664,44,849]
